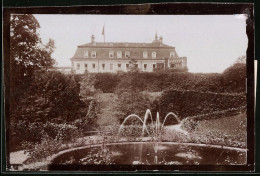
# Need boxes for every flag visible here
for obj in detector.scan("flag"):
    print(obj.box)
[102,25,105,35]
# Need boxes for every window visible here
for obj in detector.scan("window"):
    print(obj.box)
[84,64,88,69]
[153,64,156,69]
[102,64,105,70]
[126,64,129,69]
[152,52,156,58]
[117,51,122,58]
[91,51,96,58]
[110,63,113,70]
[77,63,80,70]
[84,51,89,58]
[144,64,147,70]
[170,52,175,58]
[92,64,95,69]
[143,51,148,58]
[109,51,114,58]
[125,51,130,58]
[118,64,121,69]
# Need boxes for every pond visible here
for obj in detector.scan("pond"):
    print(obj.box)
[49,142,246,171]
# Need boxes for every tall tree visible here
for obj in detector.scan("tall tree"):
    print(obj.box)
[10,14,55,105]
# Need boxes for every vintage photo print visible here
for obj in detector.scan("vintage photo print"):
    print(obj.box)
[3,3,254,172]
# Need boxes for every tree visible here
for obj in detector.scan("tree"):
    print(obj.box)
[128,58,140,73]
[10,14,55,106]
[222,56,246,92]
[85,100,98,128]
[79,73,97,103]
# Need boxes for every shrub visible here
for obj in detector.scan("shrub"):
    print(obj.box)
[9,120,45,151]
[94,73,120,93]
[11,71,85,124]
[43,122,79,141]
[181,118,198,132]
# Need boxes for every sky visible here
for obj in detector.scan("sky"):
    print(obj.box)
[34,14,247,73]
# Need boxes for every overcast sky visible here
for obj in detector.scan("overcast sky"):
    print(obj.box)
[34,14,247,73]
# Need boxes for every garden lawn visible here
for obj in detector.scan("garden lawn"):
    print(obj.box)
[193,112,247,144]
[96,93,120,126]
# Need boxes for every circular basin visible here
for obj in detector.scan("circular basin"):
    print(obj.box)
[49,142,246,171]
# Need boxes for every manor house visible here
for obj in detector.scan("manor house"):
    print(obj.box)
[71,34,187,74]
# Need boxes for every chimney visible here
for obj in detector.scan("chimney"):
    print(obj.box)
[159,36,163,44]
[91,35,95,43]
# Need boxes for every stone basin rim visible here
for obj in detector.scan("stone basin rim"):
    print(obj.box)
[48,142,247,165]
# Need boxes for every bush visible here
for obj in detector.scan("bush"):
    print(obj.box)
[11,71,85,124]
[9,120,45,151]
[43,122,79,141]
[94,73,120,93]
[181,118,198,132]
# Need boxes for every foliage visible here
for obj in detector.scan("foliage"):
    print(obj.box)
[116,90,151,124]
[128,58,140,72]
[9,120,81,152]
[79,73,97,102]
[11,71,84,124]
[9,71,86,150]
[83,55,246,93]
[10,14,55,108]
[152,90,246,124]
[75,146,114,165]
[181,118,198,132]
[222,57,246,93]
[43,122,80,141]
[94,73,120,93]
[85,100,98,128]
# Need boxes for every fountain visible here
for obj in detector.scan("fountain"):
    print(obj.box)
[49,109,247,170]
[118,109,182,139]
[117,109,183,164]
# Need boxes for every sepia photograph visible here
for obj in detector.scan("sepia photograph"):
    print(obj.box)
[3,3,255,172]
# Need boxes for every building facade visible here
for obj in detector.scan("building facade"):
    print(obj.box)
[71,34,187,74]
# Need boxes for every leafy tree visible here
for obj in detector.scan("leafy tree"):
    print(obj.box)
[85,100,98,128]
[10,14,55,107]
[128,58,140,72]
[222,56,246,92]
[79,73,97,103]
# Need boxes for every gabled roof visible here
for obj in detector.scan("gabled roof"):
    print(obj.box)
[78,42,174,48]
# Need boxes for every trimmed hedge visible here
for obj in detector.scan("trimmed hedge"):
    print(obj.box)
[80,63,246,94]
[151,90,246,124]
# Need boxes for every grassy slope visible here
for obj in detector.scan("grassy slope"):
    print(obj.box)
[95,93,120,126]
[194,112,247,142]
[96,92,162,127]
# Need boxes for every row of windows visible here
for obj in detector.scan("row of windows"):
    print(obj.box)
[83,51,176,59]
[76,63,156,70]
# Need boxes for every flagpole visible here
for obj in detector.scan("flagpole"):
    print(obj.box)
[102,23,105,43]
